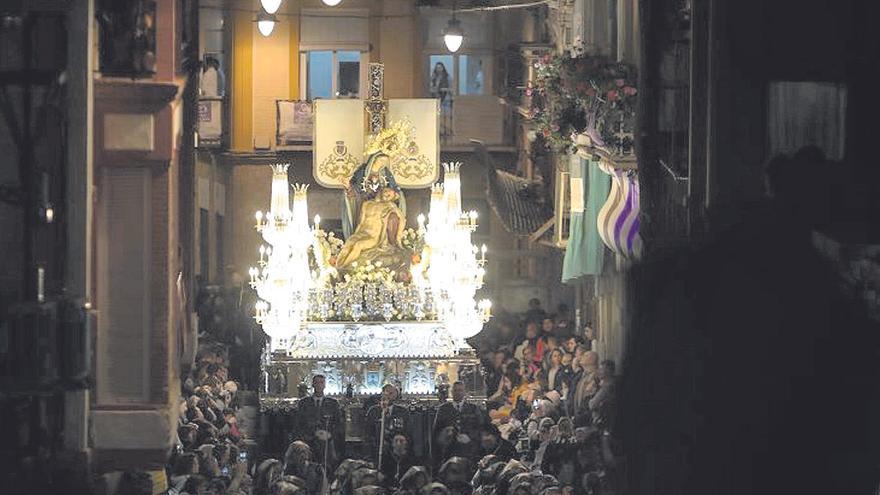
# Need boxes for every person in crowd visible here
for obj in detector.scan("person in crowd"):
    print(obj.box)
[478,424,518,461]
[540,336,560,375]
[583,324,600,355]
[588,359,617,431]
[254,459,283,495]
[168,452,200,494]
[561,344,586,407]
[380,433,416,488]
[365,383,410,465]
[571,351,600,425]
[524,298,547,324]
[483,349,507,395]
[514,321,545,363]
[562,335,580,355]
[541,317,557,337]
[294,374,345,475]
[554,304,572,332]
[541,349,565,394]
[282,440,325,494]
[433,381,487,462]
[557,353,575,397]
[397,465,431,494]
[520,345,540,377]
[494,322,517,352]
[221,408,241,443]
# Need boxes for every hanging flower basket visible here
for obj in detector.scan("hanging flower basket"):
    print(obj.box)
[527,43,637,155]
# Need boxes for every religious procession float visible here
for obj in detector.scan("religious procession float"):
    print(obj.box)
[252,65,491,419]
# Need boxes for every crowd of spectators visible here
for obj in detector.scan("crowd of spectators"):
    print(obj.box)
[163,343,252,495]
[154,297,618,495]
[470,298,622,494]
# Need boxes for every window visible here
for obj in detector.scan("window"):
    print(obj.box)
[303,50,364,100]
[767,81,847,161]
[458,55,486,95]
[427,54,489,97]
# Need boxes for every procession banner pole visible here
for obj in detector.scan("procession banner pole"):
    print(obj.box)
[321,415,331,495]
[378,402,386,469]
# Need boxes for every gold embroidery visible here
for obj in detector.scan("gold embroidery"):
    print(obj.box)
[318,140,361,185]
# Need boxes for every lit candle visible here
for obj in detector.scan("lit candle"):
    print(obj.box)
[37,267,44,303]
[417,213,426,231]
[259,245,266,263]
[255,210,263,228]
[481,244,487,262]
[314,214,321,230]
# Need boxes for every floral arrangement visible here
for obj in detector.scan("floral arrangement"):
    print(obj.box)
[309,229,345,274]
[342,261,397,284]
[527,41,637,155]
[399,228,426,262]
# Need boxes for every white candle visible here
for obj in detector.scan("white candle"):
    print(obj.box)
[37,267,44,303]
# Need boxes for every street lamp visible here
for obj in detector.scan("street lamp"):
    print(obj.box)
[443,16,464,53]
[260,0,282,14]
[257,11,277,37]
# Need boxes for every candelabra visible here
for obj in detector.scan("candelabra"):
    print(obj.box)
[248,164,312,352]
[424,162,492,345]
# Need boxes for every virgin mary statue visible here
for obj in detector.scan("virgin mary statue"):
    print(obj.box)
[341,151,406,239]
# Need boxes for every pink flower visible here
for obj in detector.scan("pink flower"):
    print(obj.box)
[615,79,625,87]
[623,86,637,96]
[542,128,552,137]
[607,89,619,101]
[526,88,533,96]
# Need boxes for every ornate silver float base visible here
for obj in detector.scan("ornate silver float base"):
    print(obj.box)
[261,321,485,402]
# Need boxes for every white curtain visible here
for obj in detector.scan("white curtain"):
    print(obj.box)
[768,81,847,160]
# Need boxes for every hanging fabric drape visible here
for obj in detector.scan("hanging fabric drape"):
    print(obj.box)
[562,156,610,282]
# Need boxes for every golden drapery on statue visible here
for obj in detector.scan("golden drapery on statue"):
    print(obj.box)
[334,187,408,272]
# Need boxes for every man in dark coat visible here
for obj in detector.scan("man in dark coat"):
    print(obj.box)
[364,383,410,464]
[432,382,486,437]
[432,382,488,465]
[294,375,345,474]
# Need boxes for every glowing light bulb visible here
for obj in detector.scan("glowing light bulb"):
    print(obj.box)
[257,18,276,36]
[260,0,282,14]
[443,18,464,53]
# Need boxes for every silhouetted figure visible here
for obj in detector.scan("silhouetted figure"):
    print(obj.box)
[618,147,880,495]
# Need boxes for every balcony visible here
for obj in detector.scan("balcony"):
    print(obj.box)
[440,95,514,148]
